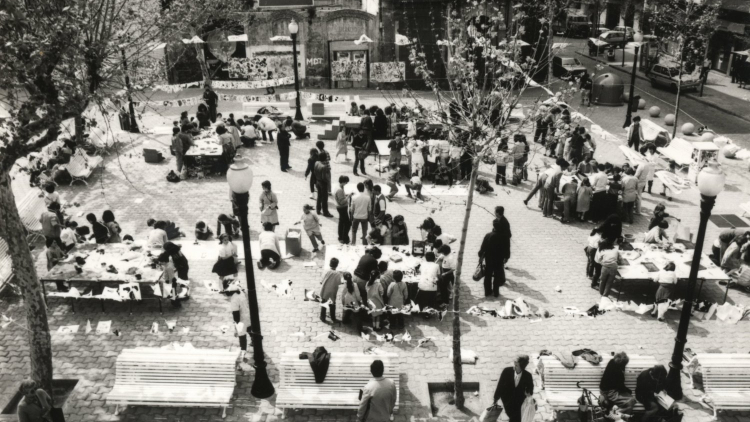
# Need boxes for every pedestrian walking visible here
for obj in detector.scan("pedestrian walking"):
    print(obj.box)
[277,127,291,172]
[360,109,374,152]
[580,70,592,106]
[297,204,325,252]
[493,355,534,422]
[627,116,644,151]
[357,360,397,422]
[203,86,219,123]
[352,129,368,176]
[478,218,511,297]
[334,175,352,244]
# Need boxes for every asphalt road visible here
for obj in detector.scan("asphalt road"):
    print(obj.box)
[552,37,750,148]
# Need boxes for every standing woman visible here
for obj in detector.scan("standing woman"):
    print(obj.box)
[212,234,239,283]
[224,281,252,361]
[364,179,376,227]
[159,241,190,307]
[259,180,279,230]
[102,210,122,243]
[416,252,440,316]
[373,108,389,140]
[391,215,409,246]
[335,129,349,162]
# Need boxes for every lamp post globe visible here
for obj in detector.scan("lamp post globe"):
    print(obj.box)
[288,19,299,35]
[227,162,253,194]
[633,32,643,43]
[697,160,726,196]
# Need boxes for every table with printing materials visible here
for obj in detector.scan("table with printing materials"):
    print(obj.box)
[41,243,166,313]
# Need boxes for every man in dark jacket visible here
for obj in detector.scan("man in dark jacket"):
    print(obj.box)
[314,158,333,217]
[635,365,672,422]
[277,128,291,172]
[203,87,219,123]
[493,355,534,422]
[360,110,374,152]
[479,217,511,297]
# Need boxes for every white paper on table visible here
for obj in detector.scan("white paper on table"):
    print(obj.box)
[57,325,79,334]
[96,321,111,334]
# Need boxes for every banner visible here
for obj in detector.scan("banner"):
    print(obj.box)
[332,59,366,81]
[133,90,348,108]
[369,62,405,83]
[153,81,203,93]
[211,77,294,89]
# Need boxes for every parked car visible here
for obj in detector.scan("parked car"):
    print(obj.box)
[592,24,610,37]
[587,31,627,50]
[552,56,587,78]
[614,26,634,42]
[648,63,701,91]
[553,15,592,37]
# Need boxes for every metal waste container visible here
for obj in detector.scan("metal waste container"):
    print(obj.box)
[285,228,302,257]
[592,73,624,106]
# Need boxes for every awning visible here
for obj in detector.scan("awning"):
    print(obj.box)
[732,50,750,57]
[182,36,205,44]
[269,35,292,42]
[716,19,746,35]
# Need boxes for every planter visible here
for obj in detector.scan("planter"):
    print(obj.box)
[427,382,482,418]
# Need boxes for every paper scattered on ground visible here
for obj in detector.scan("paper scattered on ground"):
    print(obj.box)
[133,198,144,204]
[96,321,111,334]
[58,325,79,334]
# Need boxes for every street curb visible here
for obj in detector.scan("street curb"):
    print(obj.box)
[575,50,750,125]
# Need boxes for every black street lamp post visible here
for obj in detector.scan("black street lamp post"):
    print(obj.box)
[623,33,643,128]
[289,19,304,121]
[665,160,725,400]
[227,163,276,399]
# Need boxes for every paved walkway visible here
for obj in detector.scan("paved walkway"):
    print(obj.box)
[1,98,749,422]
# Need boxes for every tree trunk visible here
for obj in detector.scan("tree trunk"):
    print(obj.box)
[74,114,85,145]
[451,159,479,409]
[194,43,211,84]
[547,0,554,85]
[0,167,54,394]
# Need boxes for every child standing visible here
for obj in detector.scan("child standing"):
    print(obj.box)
[366,271,385,330]
[386,270,408,329]
[651,262,677,322]
[297,204,325,252]
[319,258,342,323]
[577,178,593,222]
[495,142,510,185]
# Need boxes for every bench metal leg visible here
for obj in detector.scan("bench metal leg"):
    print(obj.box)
[222,406,227,419]
[713,406,718,420]
[114,405,119,416]
[281,408,287,420]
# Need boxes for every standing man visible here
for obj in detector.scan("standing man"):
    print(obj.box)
[493,355,534,422]
[360,109,374,153]
[357,360,397,422]
[590,163,609,222]
[316,141,332,192]
[314,156,333,217]
[203,86,219,123]
[626,116,644,151]
[533,107,549,145]
[478,218,511,297]
[277,127,292,172]
[634,159,653,215]
[372,186,387,227]
[40,203,62,246]
[350,183,371,245]
[334,176,352,244]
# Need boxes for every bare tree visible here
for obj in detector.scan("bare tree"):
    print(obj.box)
[392,0,574,408]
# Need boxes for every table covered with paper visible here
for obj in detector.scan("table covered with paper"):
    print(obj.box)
[42,243,165,302]
[616,242,728,281]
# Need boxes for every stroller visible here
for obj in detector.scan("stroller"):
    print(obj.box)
[577,382,608,422]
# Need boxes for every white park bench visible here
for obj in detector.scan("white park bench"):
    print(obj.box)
[67,149,103,186]
[691,353,750,418]
[539,355,658,417]
[276,351,400,418]
[0,239,13,290]
[16,190,47,243]
[107,348,239,417]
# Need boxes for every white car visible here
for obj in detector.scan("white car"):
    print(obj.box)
[648,64,701,91]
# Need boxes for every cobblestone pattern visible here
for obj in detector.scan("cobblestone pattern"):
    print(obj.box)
[1,98,749,422]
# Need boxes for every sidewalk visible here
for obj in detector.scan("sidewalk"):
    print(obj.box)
[576,48,750,124]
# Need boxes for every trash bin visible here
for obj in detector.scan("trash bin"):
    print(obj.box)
[592,73,624,106]
[285,228,302,257]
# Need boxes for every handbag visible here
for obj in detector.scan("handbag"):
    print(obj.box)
[472,261,485,281]
[479,404,503,422]
[520,397,536,422]
[358,149,368,160]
